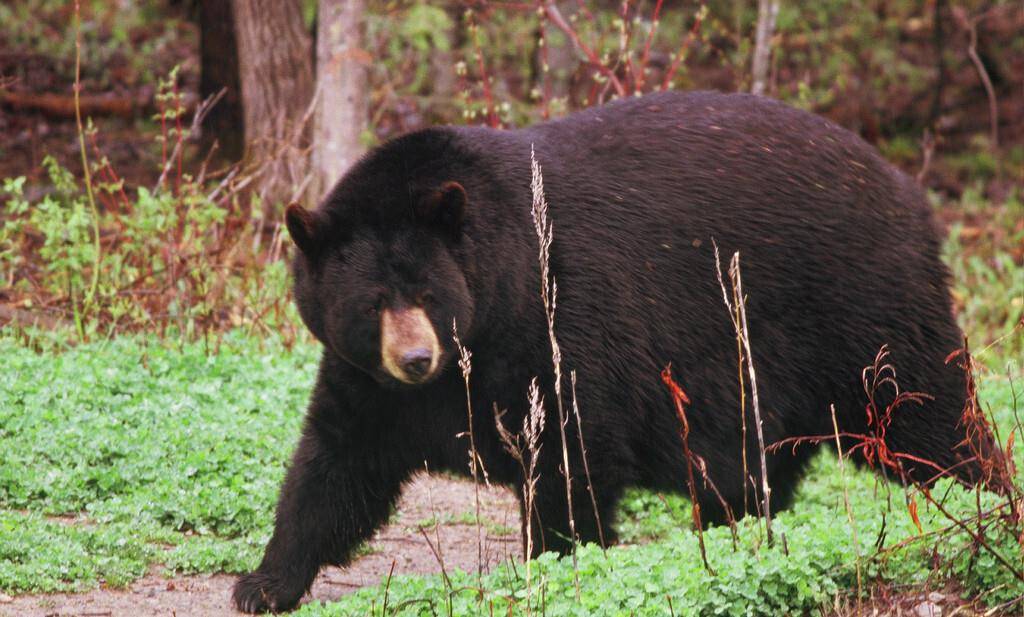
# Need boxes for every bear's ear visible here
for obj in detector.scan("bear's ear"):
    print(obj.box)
[285,203,326,255]
[415,181,467,236]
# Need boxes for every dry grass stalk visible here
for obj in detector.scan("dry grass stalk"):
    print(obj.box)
[495,379,547,615]
[529,144,580,595]
[452,320,488,591]
[690,454,740,549]
[831,404,863,600]
[732,276,750,515]
[417,463,454,602]
[381,558,397,615]
[714,241,773,544]
[72,0,101,321]
[570,370,606,549]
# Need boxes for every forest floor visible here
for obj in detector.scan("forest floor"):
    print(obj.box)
[2,475,990,617]
[2,475,520,617]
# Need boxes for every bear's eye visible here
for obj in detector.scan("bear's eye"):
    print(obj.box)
[364,295,384,317]
[415,291,434,306]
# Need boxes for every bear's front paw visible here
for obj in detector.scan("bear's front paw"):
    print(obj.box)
[232,570,303,614]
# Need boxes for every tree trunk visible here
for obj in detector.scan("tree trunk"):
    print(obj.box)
[231,0,315,208]
[200,0,243,161]
[750,0,780,96]
[310,0,368,202]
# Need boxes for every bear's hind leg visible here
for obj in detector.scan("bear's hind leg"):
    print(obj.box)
[840,355,1009,494]
[693,444,816,528]
[523,472,623,558]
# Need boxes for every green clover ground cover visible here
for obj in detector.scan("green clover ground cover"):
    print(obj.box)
[0,332,318,591]
[1,331,1021,615]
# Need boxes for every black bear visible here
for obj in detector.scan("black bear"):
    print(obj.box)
[233,91,998,613]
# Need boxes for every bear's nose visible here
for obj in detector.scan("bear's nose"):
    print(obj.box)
[401,349,434,379]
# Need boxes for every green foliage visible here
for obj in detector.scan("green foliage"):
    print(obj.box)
[0,159,96,313]
[942,188,1024,358]
[400,5,453,53]
[0,0,189,90]
[878,135,920,166]
[615,489,691,544]
[1,154,298,342]
[0,333,317,592]
[0,512,155,592]
[360,2,458,131]
[945,137,1002,183]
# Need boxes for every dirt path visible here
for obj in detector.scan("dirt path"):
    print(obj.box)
[2,475,520,617]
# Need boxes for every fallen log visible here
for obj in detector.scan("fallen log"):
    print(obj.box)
[1,89,196,119]
[0,304,70,331]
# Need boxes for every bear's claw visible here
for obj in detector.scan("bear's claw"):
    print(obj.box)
[233,571,302,614]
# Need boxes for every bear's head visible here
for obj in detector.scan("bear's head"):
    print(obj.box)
[285,176,476,388]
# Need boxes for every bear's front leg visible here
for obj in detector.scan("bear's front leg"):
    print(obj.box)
[233,420,410,613]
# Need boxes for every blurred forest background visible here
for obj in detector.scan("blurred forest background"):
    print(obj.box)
[1,3,1022,614]
[0,0,1021,345]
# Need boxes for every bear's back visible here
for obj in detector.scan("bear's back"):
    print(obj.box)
[525,91,926,231]
[500,91,959,445]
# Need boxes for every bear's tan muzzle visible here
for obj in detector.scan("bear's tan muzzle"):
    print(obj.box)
[380,307,441,384]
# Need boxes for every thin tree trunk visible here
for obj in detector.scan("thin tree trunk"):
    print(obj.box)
[231,0,314,208]
[751,0,780,96]
[927,0,947,129]
[200,0,243,161]
[311,0,368,202]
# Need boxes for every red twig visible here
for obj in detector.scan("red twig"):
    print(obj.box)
[467,10,500,128]
[661,364,715,574]
[769,346,944,482]
[543,2,626,98]
[634,0,664,92]
[661,5,706,91]
[769,430,948,476]
[773,344,1024,582]
[173,81,183,196]
[87,130,131,211]
[573,0,597,26]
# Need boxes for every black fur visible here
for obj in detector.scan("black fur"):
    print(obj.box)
[233,91,993,613]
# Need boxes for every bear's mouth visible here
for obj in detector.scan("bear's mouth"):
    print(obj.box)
[380,307,442,385]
